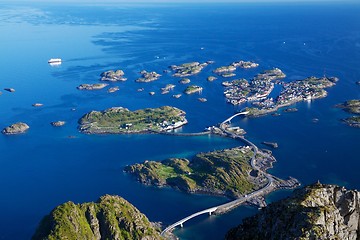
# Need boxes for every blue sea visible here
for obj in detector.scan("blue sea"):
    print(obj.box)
[0,1,359,239]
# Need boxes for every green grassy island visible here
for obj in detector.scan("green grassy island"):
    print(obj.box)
[78,106,187,134]
[125,147,265,199]
[32,195,163,240]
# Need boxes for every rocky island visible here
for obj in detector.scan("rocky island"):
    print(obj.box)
[108,86,119,93]
[337,99,360,114]
[170,61,210,77]
[125,147,260,198]
[100,69,127,82]
[226,183,360,240]
[4,88,15,92]
[78,106,187,134]
[214,60,259,77]
[179,78,191,84]
[2,122,29,135]
[32,195,163,240]
[184,85,203,95]
[336,99,360,127]
[125,146,297,200]
[136,70,161,83]
[51,121,66,127]
[77,83,108,91]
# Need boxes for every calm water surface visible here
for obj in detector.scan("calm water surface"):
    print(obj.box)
[0,2,359,239]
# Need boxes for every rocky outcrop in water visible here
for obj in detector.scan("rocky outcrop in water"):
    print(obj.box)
[226,183,360,240]
[2,122,29,135]
[32,195,163,240]
[100,70,127,81]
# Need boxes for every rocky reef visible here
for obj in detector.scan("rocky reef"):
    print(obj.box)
[32,195,163,240]
[2,122,29,135]
[226,183,360,240]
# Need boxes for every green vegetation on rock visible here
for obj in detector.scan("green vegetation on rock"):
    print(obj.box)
[78,106,187,134]
[32,195,163,240]
[226,183,360,240]
[125,147,256,198]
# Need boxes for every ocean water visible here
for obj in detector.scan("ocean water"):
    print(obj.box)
[0,2,359,240]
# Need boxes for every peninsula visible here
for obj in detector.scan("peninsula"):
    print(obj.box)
[78,106,187,134]
[32,195,163,240]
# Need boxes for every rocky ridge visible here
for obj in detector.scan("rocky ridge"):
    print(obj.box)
[32,195,163,240]
[226,183,360,240]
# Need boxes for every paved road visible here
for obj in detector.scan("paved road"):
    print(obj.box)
[161,112,275,237]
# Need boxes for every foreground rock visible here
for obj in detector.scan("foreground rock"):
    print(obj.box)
[32,195,163,240]
[100,69,127,81]
[226,183,360,240]
[79,106,187,134]
[2,122,29,135]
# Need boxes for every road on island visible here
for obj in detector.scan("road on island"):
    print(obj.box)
[161,112,275,237]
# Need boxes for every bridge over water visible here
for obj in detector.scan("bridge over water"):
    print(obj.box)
[160,111,273,237]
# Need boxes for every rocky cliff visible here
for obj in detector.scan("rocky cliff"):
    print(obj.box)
[226,183,360,240]
[32,195,163,240]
